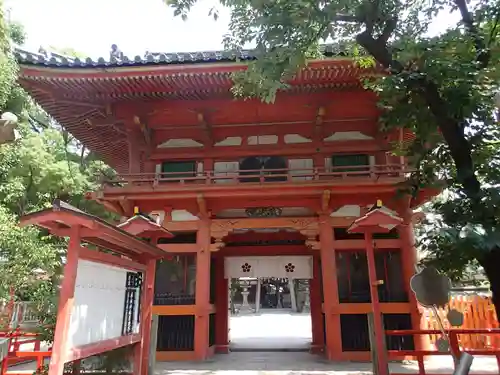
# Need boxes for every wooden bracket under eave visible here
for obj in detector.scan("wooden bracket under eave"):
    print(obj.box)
[133,115,152,148]
[314,106,326,137]
[305,239,320,250]
[197,112,213,146]
[210,242,225,252]
[196,194,208,219]
[119,199,134,217]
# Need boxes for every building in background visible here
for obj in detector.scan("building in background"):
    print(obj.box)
[14,45,438,363]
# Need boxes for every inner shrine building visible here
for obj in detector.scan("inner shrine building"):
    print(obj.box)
[15,46,438,364]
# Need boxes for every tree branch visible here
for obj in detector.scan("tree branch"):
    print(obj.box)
[454,0,490,68]
[355,20,481,198]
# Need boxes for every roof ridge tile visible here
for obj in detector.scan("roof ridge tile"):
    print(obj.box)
[15,43,348,68]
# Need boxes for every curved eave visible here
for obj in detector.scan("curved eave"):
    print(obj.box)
[17,57,367,81]
[18,59,377,103]
[16,58,378,173]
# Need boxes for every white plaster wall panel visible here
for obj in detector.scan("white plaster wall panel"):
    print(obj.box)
[225,256,313,279]
[214,161,239,184]
[157,139,203,148]
[149,210,166,225]
[171,210,199,221]
[369,155,375,170]
[197,162,204,174]
[323,131,374,142]
[284,134,312,144]
[288,159,313,181]
[247,135,278,145]
[214,137,242,147]
[66,260,138,352]
[324,157,332,172]
[255,256,283,278]
[330,205,361,217]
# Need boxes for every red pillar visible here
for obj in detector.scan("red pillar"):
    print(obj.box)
[309,255,324,354]
[194,219,211,360]
[214,256,229,353]
[365,231,389,375]
[49,226,81,375]
[136,258,156,375]
[318,215,342,360]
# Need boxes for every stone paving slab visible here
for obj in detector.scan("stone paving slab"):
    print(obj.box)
[154,352,498,375]
[7,352,498,374]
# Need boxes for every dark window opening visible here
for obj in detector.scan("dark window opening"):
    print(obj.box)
[154,255,196,305]
[376,250,408,302]
[161,161,196,182]
[239,156,261,182]
[239,156,288,183]
[209,258,216,304]
[263,156,287,182]
[384,314,414,350]
[334,227,364,240]
[336,250,407,303]
[340,314,370,351]
[158,232,197,244]
[331,154,370,173]
[337,251,370,303]
[157,315,194,351]
[122,272,142,335]
[373,228,400,239]
[209,314,216,347]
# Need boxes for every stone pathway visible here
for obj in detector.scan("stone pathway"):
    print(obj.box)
[6,311,500,374]
[229,310,312,351]
[155,352,498,374]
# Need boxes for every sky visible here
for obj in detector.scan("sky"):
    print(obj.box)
[6,0,232,57]
[6,0,461,59]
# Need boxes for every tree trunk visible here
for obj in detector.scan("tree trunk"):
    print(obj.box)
[478,248,500,322]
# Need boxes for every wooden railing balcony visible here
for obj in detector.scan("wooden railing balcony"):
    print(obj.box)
[99,164,413,190]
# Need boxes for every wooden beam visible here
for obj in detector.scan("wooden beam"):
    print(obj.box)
[210,216,319,238]
[155,215,384,233]
[96,183,403,202]
[79,246,147,271]
[66,334,141,363]
[157,243,198,252]
[149,140,386,160]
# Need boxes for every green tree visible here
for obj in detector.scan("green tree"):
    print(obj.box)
[0,3,116,343]
[166,0,500,314]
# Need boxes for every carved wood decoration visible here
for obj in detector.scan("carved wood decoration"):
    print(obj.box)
[209,217,320,251]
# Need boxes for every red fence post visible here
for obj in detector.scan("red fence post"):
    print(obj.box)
[449,331,461,362]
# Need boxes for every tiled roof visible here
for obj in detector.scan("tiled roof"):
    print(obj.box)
[14,44,347,68]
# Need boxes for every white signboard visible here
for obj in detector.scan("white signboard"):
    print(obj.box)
[225,256,313,279]
[66,260,140,352]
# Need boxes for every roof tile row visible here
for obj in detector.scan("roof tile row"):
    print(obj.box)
[14,44,346,68]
